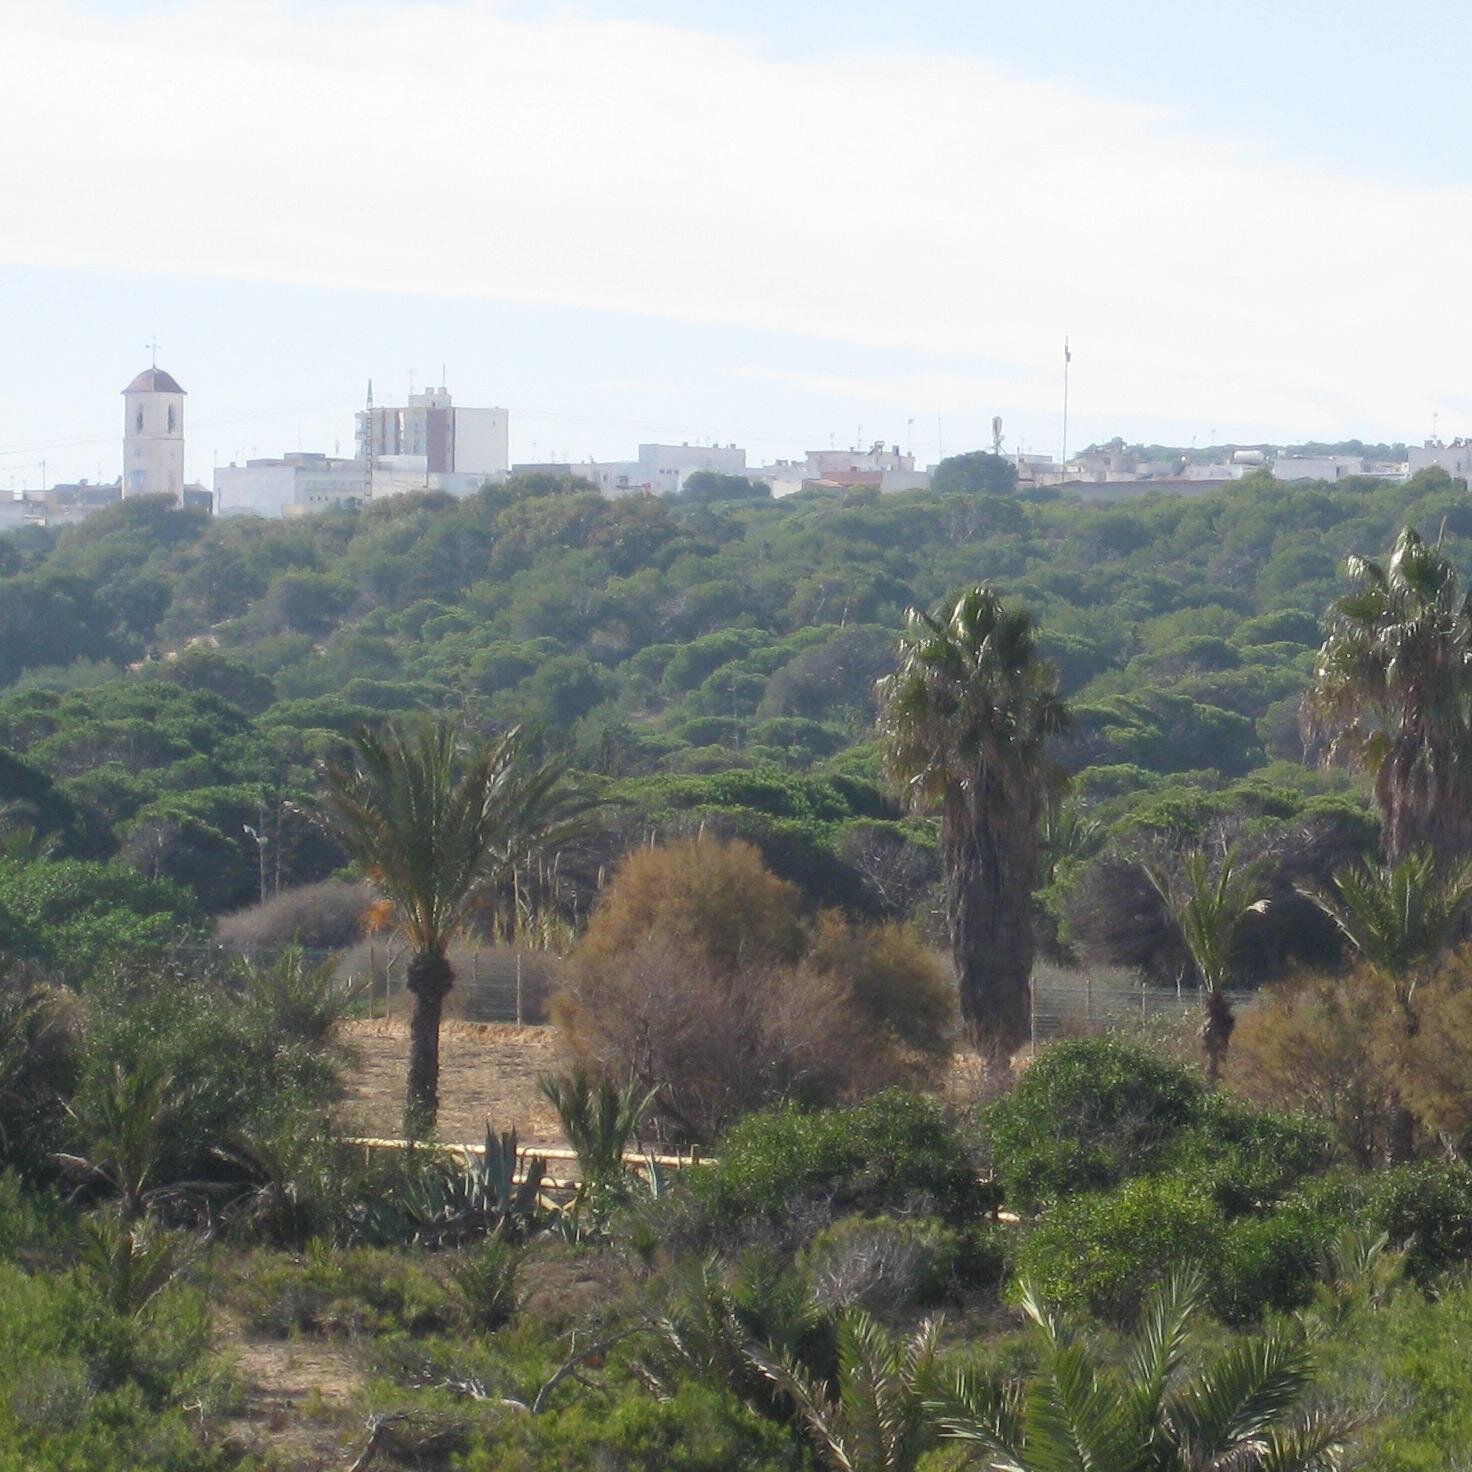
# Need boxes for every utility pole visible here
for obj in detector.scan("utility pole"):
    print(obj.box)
[1061,337,1071,466]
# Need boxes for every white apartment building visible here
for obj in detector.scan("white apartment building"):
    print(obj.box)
[1272,454,1366,481]
[357,386,508,481]
[550,443,749,498]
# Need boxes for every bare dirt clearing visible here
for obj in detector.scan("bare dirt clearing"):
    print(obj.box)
[340,1019,569,1145]
[221,1331,361,1469]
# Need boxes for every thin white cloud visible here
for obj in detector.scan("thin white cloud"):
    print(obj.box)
[1,0,1466,437]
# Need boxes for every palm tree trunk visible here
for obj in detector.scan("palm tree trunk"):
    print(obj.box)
[1200,988,1235,1087]
[946,810,1034,1057]
[405,949,455,1137]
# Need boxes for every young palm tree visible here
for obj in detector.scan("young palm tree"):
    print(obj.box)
[1305,526,1472,868]
[877,587,1070,1052]
[537,1065,655,1208]
[930,1269,1348,1471]
[323,720,594,1135]
[1298,849,1472,1159]
[748,1310,943,1472]
[1146,847,1267,1085]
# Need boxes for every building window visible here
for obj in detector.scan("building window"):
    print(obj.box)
[167,406,176,433]
[135,410,143,432]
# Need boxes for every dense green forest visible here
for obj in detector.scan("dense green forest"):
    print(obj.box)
[12,468,1472,1470]
[5,465,1467,966]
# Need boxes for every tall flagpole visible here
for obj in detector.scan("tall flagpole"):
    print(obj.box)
[1061,337,1071,466]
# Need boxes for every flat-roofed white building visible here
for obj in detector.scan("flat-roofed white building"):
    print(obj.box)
[357,386,508,482]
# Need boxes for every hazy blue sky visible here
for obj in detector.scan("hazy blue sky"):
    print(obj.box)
[4,0,1471,489]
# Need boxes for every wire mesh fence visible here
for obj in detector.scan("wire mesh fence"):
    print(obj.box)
[170,942,561,1025]
[176,942,1243,1042]
[1030,972,1253,1042]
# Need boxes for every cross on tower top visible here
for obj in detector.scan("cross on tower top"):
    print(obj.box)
[145,337,160,368]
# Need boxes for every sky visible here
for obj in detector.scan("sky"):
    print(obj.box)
[3,0,1472,490]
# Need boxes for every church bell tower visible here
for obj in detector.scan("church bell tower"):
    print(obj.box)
[122,364,187,501]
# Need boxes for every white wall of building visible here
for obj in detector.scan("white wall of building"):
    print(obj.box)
[1272,455,1364,481]
[1407,442,1472,478]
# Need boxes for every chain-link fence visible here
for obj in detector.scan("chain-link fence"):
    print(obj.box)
[1030,971,1253,1042]
[171,942,562,1024]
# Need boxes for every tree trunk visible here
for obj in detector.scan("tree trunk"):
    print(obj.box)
[946,800,1036,1058]
[405,949,455,1137]
[1199,988,1235,1088]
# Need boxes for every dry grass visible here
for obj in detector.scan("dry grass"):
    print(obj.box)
[339,1019,569,1145]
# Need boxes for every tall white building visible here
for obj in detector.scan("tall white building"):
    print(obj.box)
[356,385,508,481]
[122,366,186,500]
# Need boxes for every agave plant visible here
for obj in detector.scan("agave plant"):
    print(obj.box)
[355,1122,547,1249]
[929,1269,1349,1471]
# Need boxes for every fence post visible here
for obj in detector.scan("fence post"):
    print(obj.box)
[1086,972,1094,1030]
[516,952,524,1027]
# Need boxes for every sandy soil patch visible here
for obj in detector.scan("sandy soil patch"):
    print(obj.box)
[340,1019,569,1145]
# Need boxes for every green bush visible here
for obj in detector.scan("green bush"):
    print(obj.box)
[800,1214,960,1314]
[225,1244,460,1339]
[1012,1174,1223,1324]
[984,1038,1203,1209]
[0,1256,232,1471]
[1365,1162,1472,1284]
[691,1091,992,1232]
[459,1380,802,1472]
[1164,1094,1332,1214]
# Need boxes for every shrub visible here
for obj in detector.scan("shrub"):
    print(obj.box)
[575,837,806,974]
[1365,1161,1472,1284]
[458,1379,801,1472]
[1227,970,1396,1167]
[1165,1093,1332,1214]
[214,878,370,951]
[800,1215,960,1314]
[556,840,953,1140]
[226,1244,460,1338]
[984,1037,1203,1209]
[805,912,955,1059]
[446,1238,521,1334]
[689,1092,991,1236]
[1011,1174,1223,1324]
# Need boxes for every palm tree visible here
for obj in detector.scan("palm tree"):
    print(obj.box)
[1298,849,1472,1159]
[1146,847,1268,1085]
[748,1310,942,1472]
[323,720,594,1135]
[1305,526,1472,868]
[930,1269,1348,1471]
[877,587,1070,1052]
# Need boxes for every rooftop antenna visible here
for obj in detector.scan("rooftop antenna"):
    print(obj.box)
[906,417,915,455]
[1061,337,1071,464]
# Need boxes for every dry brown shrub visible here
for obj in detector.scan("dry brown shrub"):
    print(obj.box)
[216,879,373,951]
[554,837,954,1140]
[576,836,806,974]
[1227,968,1402,1167]
[806,912,955,1060]
[555,936,922,1142]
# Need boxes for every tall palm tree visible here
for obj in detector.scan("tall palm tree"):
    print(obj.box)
[1298,849,1472,1160]
[1305,526,1472,868]
[323,720,594,1135]
[1146,847,1267,1085]
[877,587,1070,1052]
[930,1269,1348,1471]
